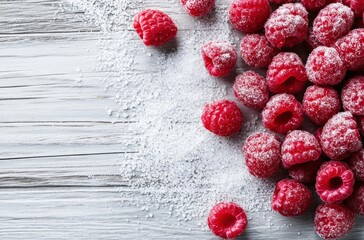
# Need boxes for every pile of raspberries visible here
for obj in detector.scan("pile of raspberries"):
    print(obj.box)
[133,0,364,239]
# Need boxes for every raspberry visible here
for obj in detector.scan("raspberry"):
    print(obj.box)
[306,47,346,86]
[315,203,355,240]
[288,159,324,183]
[303,86,341,126]
[207,202,248,239]
[334,29,364,71]
[306,28,322,51]
[301,0,326,11]
[262,94,304,134]
[313,3,354,46]
[316,161,355,203]
[201,100,243,136]
[201,41,238,77]
[320,112,362,160]
[133,9,178,47]
[281,130,322,169]
[240,34,277,68]
[348,150,364,181]
[229,0,270,33]
[243,132,281,178]
[341,76,364,116]
[267,52,307,94]
[233,71,269,110]
[348,0,364,17]
[346,182,364,215]
[269,0,295,4]
[272,179,312,216]
[180,0,215,17]
[264,3,308,48]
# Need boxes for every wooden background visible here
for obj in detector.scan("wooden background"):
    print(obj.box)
[0,0,363,239]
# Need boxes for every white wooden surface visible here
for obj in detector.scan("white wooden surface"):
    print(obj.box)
[0,1,363,239]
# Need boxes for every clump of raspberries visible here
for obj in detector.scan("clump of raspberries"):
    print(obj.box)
[133,1,364,239]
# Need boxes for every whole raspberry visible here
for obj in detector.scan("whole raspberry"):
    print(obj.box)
[334,29,364,71]
[262,94,304,134]
[201,100,243,136]
[313,3,354,46]
[346,182,364,215]
[306,28,322,51]
[320,112,362,160]
[267,52,307,94]
[264,3,309,48]
[272,179,312,216]
[269,0,294,4]
[288,159,324,183]
[303,86,341,126]
[133,9,178,47]
[208,202,248,239]
[314,203,355,240]
[229,0,270,33]
[180,0,215,17]
[306,47,346,86]
[341,76,364,116]
[201,41,238,77]
[240,34,277,68]
[233,71,269,110]
[348,150,364,181]
[281,130,322,169]
[243,132,281,178]
[316,161,355,203]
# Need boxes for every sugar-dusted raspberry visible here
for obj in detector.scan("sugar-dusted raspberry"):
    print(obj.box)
[348,150,364,181]
[269,0,294,4]
[316,161,355,203]
[233,71,269,110]
[342,76,364,116]
[281,130,322,168]
[320,112,362,160]
[306,28,322,51]
[334,29,364,71]
[306,47,346,86]
[229,0,270,33]
[358,115,364,135]
[267,52,307,94]
[262,94,304,134]
[288,159,324,183]
[243,132,281,178]
[201,41,238,77]
[240,34,277,68]
[346,182,364,215]
[303,86,341,126]
[272,179,311,216]
[313,3,354,46]
[314,203,355,240]
[208,202,248,239]
[201,100,243,136]
[133,9,178,47]
[264,3,308,48]
[180,0,215,17]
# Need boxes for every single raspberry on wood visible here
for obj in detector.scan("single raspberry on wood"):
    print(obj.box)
[341,76,364,116]
[133,9,178,47]
[288,159,324,184]
[208,202,248,239]
[180,0,215,17]
[346,182,364,215]
[348,150,364,181]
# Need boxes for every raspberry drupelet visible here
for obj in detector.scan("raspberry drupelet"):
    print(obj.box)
[346,182,364,215]
[180,0,215,17]
[348,150,364,181]
[341,76,364,116]
[288,159,324,184]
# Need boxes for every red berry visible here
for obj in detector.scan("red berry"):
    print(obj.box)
[316,161,355,203]
[229,0,270,33]
[243,132,281,178]
[267,52,307,94]
[262,94,304,134]
[348,0,364,17]
[281,130,322,169]
[301,0,326,11]
[335,29,364,71]
[320,112,362,160]
[306,28,323,51]
[269,0,294,4]
[264,3,308,48]
[341,76,364,116]
[272,179,312,216]
[303,86,341,126]
[314,203,355,240]
[346,182,364,215]
[240,34,277,68]
[313,3,354,46]
[201,41,238,77]
[201,100,243,136]
[233,71,269,110]
[180,0,215,17]
[207,202,248,239]
[133,9,178,47]
[348,150,364,181]
[306,46,346,86]
[288,159,324,183]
